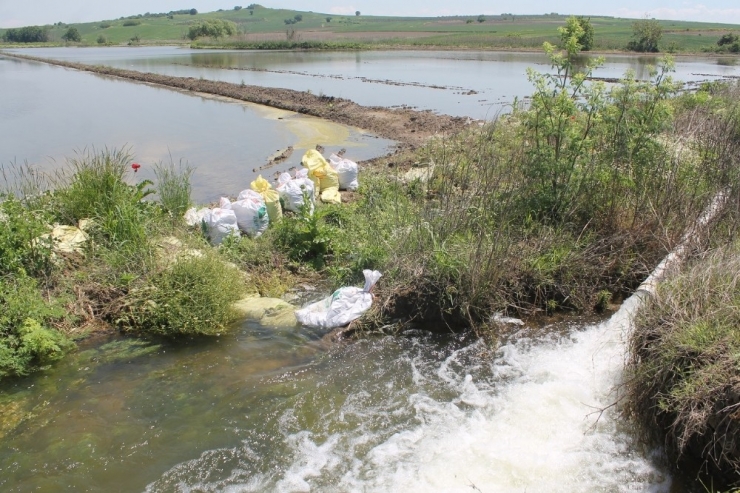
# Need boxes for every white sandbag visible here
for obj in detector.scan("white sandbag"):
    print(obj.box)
[219,197,232,209]
[205,208,239,245]
[295,270,382,329]
[276,172,315,214]
[329,154,359,191]
[184,207,210,227]
[231,189,269,237]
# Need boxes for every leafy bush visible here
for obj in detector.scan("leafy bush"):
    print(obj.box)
[122,20,141,26]
[187,19,237,40]
[119,253,245,336]
[0,195,54,278]
[0,275,71,378]
[2,26,49,43]
[61,27,81,42]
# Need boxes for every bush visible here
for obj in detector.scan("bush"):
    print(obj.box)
[97,35,107,44]
[187,19,237,40]
[122,20,141,27]
[2,26,49,43]
[119,252,245,337]
[0,275,71,378]
[0,195,54,278]
[61,27,81,42]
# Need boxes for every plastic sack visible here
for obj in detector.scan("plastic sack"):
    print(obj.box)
[232,189,269,238]
[205,208,239,245]
[276,172,315,214]
[219,197,232,209]
[250,175,282,223]
[184,207,210,227]
[329,154,359,191]
[302,150,341,204]
[295,270,382,329]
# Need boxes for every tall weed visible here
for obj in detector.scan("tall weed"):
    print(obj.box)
[153,160,193,219]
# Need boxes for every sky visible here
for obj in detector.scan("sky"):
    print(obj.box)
[1,0,740,28]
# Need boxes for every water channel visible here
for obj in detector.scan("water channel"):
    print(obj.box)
[2,47,738,491]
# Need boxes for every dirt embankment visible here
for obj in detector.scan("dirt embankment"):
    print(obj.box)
[2,52,474,153]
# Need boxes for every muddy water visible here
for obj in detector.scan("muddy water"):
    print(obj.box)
[0,306,676,492]
[9,47,740,119]
[0,54,394,203]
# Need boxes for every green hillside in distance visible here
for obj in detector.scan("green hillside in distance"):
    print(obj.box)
[1,4,739,54]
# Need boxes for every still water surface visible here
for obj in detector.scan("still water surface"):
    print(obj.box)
[0,54,393,203]
[9,46,740,119]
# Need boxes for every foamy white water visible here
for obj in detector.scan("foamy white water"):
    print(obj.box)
[148,294,670,493]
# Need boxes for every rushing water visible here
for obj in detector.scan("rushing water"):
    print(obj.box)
[0,54,394,203]
[0,297,674,492]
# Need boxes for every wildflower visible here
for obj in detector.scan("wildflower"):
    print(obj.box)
[131,163,141,173]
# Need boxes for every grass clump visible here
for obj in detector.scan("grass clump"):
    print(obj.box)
[627,244,740,486]
[153,160,193,219]
[117,252,245,337]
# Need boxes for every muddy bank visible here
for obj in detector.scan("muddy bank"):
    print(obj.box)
[0,52,475,152]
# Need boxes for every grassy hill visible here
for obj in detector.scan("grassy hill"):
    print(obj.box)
[1,5,739,53]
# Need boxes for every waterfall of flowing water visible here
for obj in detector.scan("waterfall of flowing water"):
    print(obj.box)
[148,294,671,492]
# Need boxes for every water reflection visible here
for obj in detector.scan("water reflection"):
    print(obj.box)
[11,47,739,120]
[0,55,393,203]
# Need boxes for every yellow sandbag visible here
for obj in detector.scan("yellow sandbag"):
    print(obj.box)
[320,187,341,205]
[301,150,340,201]
[250,175,283,222]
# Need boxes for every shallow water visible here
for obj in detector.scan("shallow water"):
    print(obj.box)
[0,297,676,492]
[0,54,394,203]
[9,47,740,119]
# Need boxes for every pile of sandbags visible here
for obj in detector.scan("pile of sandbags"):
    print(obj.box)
[183,150,361,245]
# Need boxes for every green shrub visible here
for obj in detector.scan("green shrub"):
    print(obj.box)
[119,252,245,336]
[0,275,71,378]
[0,195,54,277]
[122,20,141,27]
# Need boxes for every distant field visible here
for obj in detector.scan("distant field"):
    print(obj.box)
[1,6,739,53]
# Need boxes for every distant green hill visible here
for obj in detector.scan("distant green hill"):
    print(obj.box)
[1,5,739,53]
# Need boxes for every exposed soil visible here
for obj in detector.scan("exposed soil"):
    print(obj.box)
[1,52,475,156]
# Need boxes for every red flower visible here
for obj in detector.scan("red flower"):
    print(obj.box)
[131,163,141,173]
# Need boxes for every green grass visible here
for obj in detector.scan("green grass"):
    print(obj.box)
[628,243,740,485]
[1,7,738,52]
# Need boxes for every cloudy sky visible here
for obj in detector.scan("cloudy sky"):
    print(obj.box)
[1,0,739,28]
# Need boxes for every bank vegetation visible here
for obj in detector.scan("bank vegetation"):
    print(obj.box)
[2,21,740,486]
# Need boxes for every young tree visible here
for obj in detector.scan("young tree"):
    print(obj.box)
[189,8,198,15]
[355,11,361,16]
[62,27,82,42]
[560,16,594,51]
[477,15,486,23]
[628,17,662,52]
